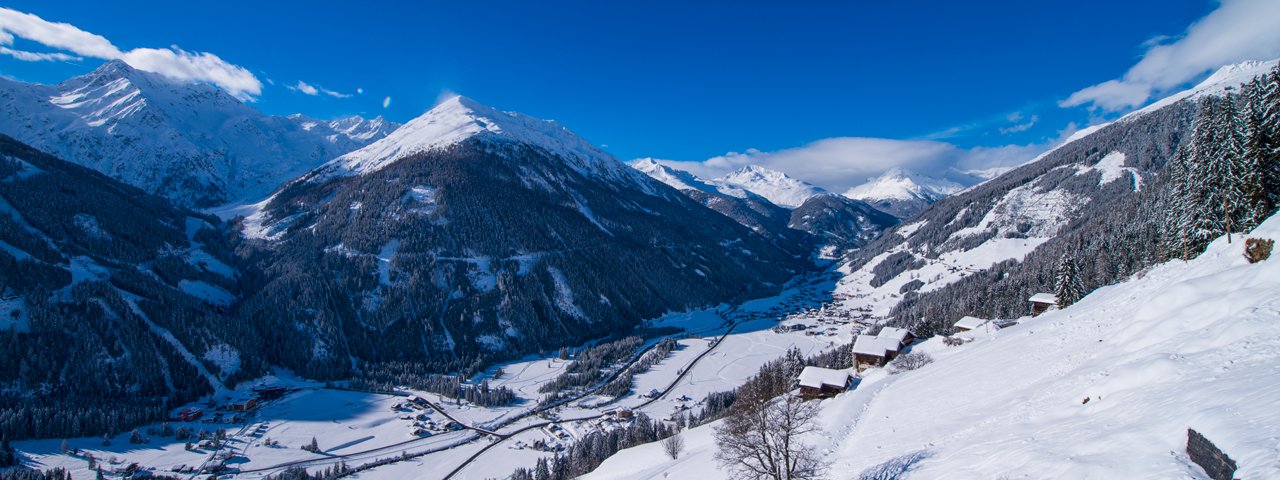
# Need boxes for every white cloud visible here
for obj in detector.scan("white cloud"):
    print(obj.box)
[652,136,1048,193]
[1062,0,1280,110]
[0,7,262,100]
[289,80,351,98]
[0,45,79,62]
[999,114,1038,134]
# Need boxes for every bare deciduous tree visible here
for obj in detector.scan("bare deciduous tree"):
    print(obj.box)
[663,432,685,460]
[714,388,825,480]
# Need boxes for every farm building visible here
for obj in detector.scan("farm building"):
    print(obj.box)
[853,334,899,371]
[173,408,203,422]
[252,385,288,400]
[228,394,258,412]
[1029,293,1058,316]
[878,327,916,350]
[953,316,990,332]
[798,366,851,399]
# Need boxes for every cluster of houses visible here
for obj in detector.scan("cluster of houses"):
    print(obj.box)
[852,327,916,371]
[951,293,1058,333]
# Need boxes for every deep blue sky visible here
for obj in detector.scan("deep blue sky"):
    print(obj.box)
[0,1,1218,162]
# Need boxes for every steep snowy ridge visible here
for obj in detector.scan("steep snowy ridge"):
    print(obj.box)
[843,167,968,218]
[1125,58,1279,121]
[0,61,392,207]
[844,167,965,202]
[629,158,764,201]
[717,165,826,208]
[314,95,648,189]
[287,114,401,147]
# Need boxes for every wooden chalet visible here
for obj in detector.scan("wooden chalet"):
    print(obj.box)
[797,366,851,399]
[878,327,916,350]
[1028,293,1058,316]
[952,316,989,332]
[852,334,897,371]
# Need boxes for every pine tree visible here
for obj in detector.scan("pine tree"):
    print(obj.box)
[1260,65,1280,214]
[1054,252,1085,307]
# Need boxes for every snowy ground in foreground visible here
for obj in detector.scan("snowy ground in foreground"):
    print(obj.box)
[586,217,1280,479]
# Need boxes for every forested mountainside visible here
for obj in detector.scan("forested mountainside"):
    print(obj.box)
[843,61,1280,336]
[232,96,806,383]
[0,134,262,439]
[0,61,391,207]
[788,193,899,249]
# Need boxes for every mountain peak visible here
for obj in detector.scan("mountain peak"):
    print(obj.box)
[315,95,635,182]
[845,168,965,203]
[717,165,824,208]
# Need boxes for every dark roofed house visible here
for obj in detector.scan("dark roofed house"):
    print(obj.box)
[797,366,851,399]
[1029,293,1058,316]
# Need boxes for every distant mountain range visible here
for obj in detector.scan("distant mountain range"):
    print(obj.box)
[844,167,970,218]
[0,60,397,207]
[629,159,898,250]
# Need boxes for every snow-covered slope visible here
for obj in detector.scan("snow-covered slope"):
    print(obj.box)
[629,158,752,199]
[0,61,390,207]
[716,165,826,208]
[1124,58,1279,121]
[843,167,968,218]
[585,215,1280,479]
[286,113,401,149]
[313,95,646,188]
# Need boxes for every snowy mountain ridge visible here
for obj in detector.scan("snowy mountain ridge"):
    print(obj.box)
[313,95,647,188]
[629,158,761,201]
[715,165,827,208]
[843,167,966,202]
[0,60,392,207]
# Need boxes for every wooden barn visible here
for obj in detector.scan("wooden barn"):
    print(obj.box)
[953,316,989,332]
[878,327,916,350]
[853,334,897,371]
[228,394,258,412]
[1029,293,1058,316]
[797,366,851,399]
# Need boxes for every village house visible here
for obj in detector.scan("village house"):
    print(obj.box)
[852,334,898,371]
[878,327,916,350]
[228,393,258,412]
[1029,293,1058,316]
[173,407,203,422]
[953,316,989,332]
[797,366,851,399]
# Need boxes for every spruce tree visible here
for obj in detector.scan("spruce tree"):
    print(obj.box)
[1054,252,1085,307]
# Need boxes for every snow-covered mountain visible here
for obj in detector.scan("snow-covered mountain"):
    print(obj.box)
[286,113,401,151]
[716,165,826,208]
[238,95,804,378]
[631,159,898,251]
[312,95,643,186]
[0,61,392,207]
[843,167,968,219]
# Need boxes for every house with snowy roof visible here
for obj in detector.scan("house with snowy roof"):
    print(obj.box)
[953,316,989,332]
[797,366,851,399]
[878,327,916,350]
[1029,293,1058,316]
[853,334,898,371]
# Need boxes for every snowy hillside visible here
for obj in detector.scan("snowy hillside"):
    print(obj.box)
[843,167,968,218]
[0,61,391,207]
[717,165,826,208]
[585,215,1280,479]
[629,158,760,200]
